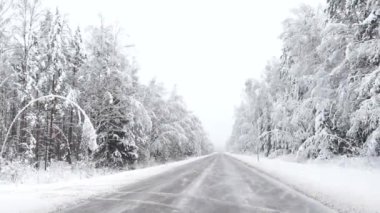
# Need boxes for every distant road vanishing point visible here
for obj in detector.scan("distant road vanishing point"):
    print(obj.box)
[63,154,335,213]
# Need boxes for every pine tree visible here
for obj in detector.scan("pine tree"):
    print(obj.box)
[9,0,41,162]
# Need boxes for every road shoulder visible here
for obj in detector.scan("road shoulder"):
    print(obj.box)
[227,152,380,213]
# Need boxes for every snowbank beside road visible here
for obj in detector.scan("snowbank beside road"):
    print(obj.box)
[0,154,212,213]
[227,153,380,213]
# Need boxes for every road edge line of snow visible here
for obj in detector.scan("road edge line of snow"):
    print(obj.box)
[1,153,217,213]
[225,152,341,213]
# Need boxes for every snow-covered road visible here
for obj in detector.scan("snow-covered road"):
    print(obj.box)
[63,153,334,213]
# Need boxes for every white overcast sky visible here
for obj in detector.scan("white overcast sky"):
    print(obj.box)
[46,0,324,150]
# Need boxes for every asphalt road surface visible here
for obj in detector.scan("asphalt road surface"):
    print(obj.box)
[63,154,335,213]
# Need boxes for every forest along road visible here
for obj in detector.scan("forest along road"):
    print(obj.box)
[63,154,335,213]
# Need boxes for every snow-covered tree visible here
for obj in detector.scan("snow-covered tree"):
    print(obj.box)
[228,2,380,159]
[0,2,211,172]
[7,0,42,163]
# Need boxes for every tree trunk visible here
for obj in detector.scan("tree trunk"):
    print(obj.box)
[265,124,272,157]
[76,129,82,161]
[48,106,54,165]
[67,108,74,164]
[44,110,49,170]
[35,120,40,168]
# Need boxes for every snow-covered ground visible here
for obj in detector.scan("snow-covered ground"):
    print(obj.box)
[0,154,212,213]
[227,153,380,213]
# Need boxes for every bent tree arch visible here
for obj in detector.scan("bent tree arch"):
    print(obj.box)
[0,94,98,158]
